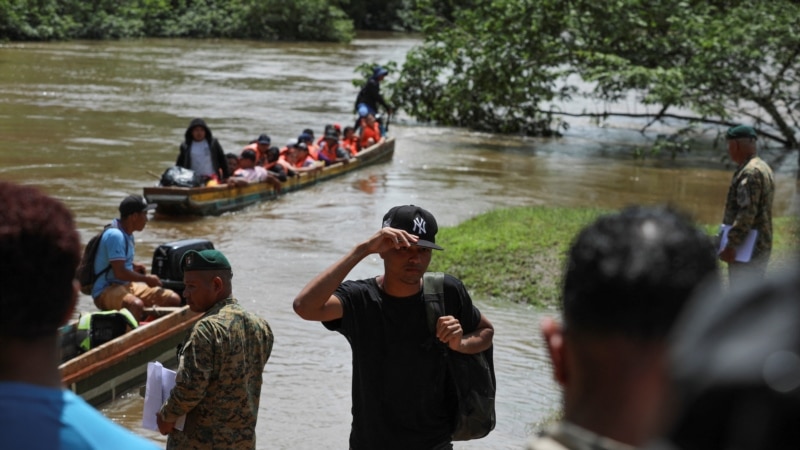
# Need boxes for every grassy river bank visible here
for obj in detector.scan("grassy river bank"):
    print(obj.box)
[428,206,798,308]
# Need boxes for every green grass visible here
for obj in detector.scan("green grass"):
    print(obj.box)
[430,206,799,308]
[428,206,606,308]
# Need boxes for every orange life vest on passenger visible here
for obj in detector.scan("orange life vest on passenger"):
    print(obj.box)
[306,142,320,160]
[358,120,381,149]
[341,136,359,156]
[242,143,268,164]
[318,141,341,165]
[280,153,314,169]
[275,158,294,173]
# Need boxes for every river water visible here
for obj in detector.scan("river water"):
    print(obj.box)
[1,33,797,449]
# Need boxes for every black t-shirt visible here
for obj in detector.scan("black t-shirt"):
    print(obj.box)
[324,274,481,450]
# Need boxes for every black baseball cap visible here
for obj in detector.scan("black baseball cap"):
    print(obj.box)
[119,194,156,217]
[382,205,443,250]
[257,134,271,145]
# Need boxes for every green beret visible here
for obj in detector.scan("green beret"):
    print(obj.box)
[181,249,231,271]
[726,125,757,140]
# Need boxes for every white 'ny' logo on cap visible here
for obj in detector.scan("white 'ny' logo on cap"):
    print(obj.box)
[413,216,426,235]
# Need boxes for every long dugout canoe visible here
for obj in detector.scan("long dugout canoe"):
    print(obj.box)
[144,137,395,216]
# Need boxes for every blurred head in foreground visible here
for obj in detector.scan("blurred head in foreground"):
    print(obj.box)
[654,255,800,450]
[537,205,719,448]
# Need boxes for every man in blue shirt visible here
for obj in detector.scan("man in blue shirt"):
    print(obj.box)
[0,181,159,450]
[93,194,181,320]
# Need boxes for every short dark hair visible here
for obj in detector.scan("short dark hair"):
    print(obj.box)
[562,205,718,340]
[0,182,81,339]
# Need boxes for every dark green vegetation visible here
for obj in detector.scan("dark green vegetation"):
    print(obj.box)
[429,206,798,308]
[0,0,416,42]
[392,0,800,154]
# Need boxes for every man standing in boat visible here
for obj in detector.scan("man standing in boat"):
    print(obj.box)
[175,118,231,184]
[92,195,182,320]
[157,249,274,450]
[355,66,393,121]
[294,205,494,450]
[0,181,159,449]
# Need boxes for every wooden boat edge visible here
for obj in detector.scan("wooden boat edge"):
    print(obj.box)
[59,306,201,386]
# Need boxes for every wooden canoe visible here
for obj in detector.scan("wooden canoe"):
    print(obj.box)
[59,306,201,407]
[143,137,395,216]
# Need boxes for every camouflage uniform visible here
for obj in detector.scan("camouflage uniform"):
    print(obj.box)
[160,298,273,450]
[526,422,636,450]
[722,154,774,274]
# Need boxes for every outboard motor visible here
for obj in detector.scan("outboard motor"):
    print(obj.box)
[151,239,215,298]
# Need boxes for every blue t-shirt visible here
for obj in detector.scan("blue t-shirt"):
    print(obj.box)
[92,219,135,298]
[0,382,159,450]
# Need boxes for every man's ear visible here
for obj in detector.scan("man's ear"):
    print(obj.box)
[541,317,568,386]
[213,276,224,294]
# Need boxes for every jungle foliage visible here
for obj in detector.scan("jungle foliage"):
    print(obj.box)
[392,0,800,149]
[0,0,375,42]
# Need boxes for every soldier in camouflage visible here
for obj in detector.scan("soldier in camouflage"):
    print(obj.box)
[156,249,274,450]
[719,125,774,282]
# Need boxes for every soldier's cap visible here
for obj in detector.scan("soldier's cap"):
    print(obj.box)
[382,205,443,250]
[663,262,800,447]
[181,249,231,272]
[119,194,156,217]
[725,124,757,140]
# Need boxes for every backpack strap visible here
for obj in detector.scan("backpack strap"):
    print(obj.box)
[423,272,446,334]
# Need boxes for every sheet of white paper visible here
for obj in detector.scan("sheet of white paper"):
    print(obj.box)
[160,366,186,431]
[141,361,186,431]
[141,362,163,431]
[718,224,758,262]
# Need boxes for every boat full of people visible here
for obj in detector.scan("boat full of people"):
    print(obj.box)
[144,136,395,217]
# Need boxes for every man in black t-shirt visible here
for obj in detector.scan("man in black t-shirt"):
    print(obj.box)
[293,205,494,450]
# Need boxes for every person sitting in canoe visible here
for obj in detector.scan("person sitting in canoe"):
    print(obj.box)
[227,149,281,189]
[280,142,323,175]
[357,111,385,150]
[316,123,342,146]
[263,146,289,181]
[341,126,359,156]
[93,195,182,321]
[225,152,239,175]
[317,130,351,166]
[241,133,271,165]
[298,131,320,160]
[175,118,230,185]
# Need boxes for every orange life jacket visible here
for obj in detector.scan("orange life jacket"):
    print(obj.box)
[242,143,266,163]
[342,136,359,156]
[306,143,320,160]
[359,120,381,149]
[318,141,342,165]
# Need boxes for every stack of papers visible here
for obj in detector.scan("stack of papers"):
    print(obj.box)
[718,224,758,262]
[142,361,186,431]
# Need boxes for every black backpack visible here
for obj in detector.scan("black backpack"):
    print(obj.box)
[76,223,127,295]
[423,272,496,441]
